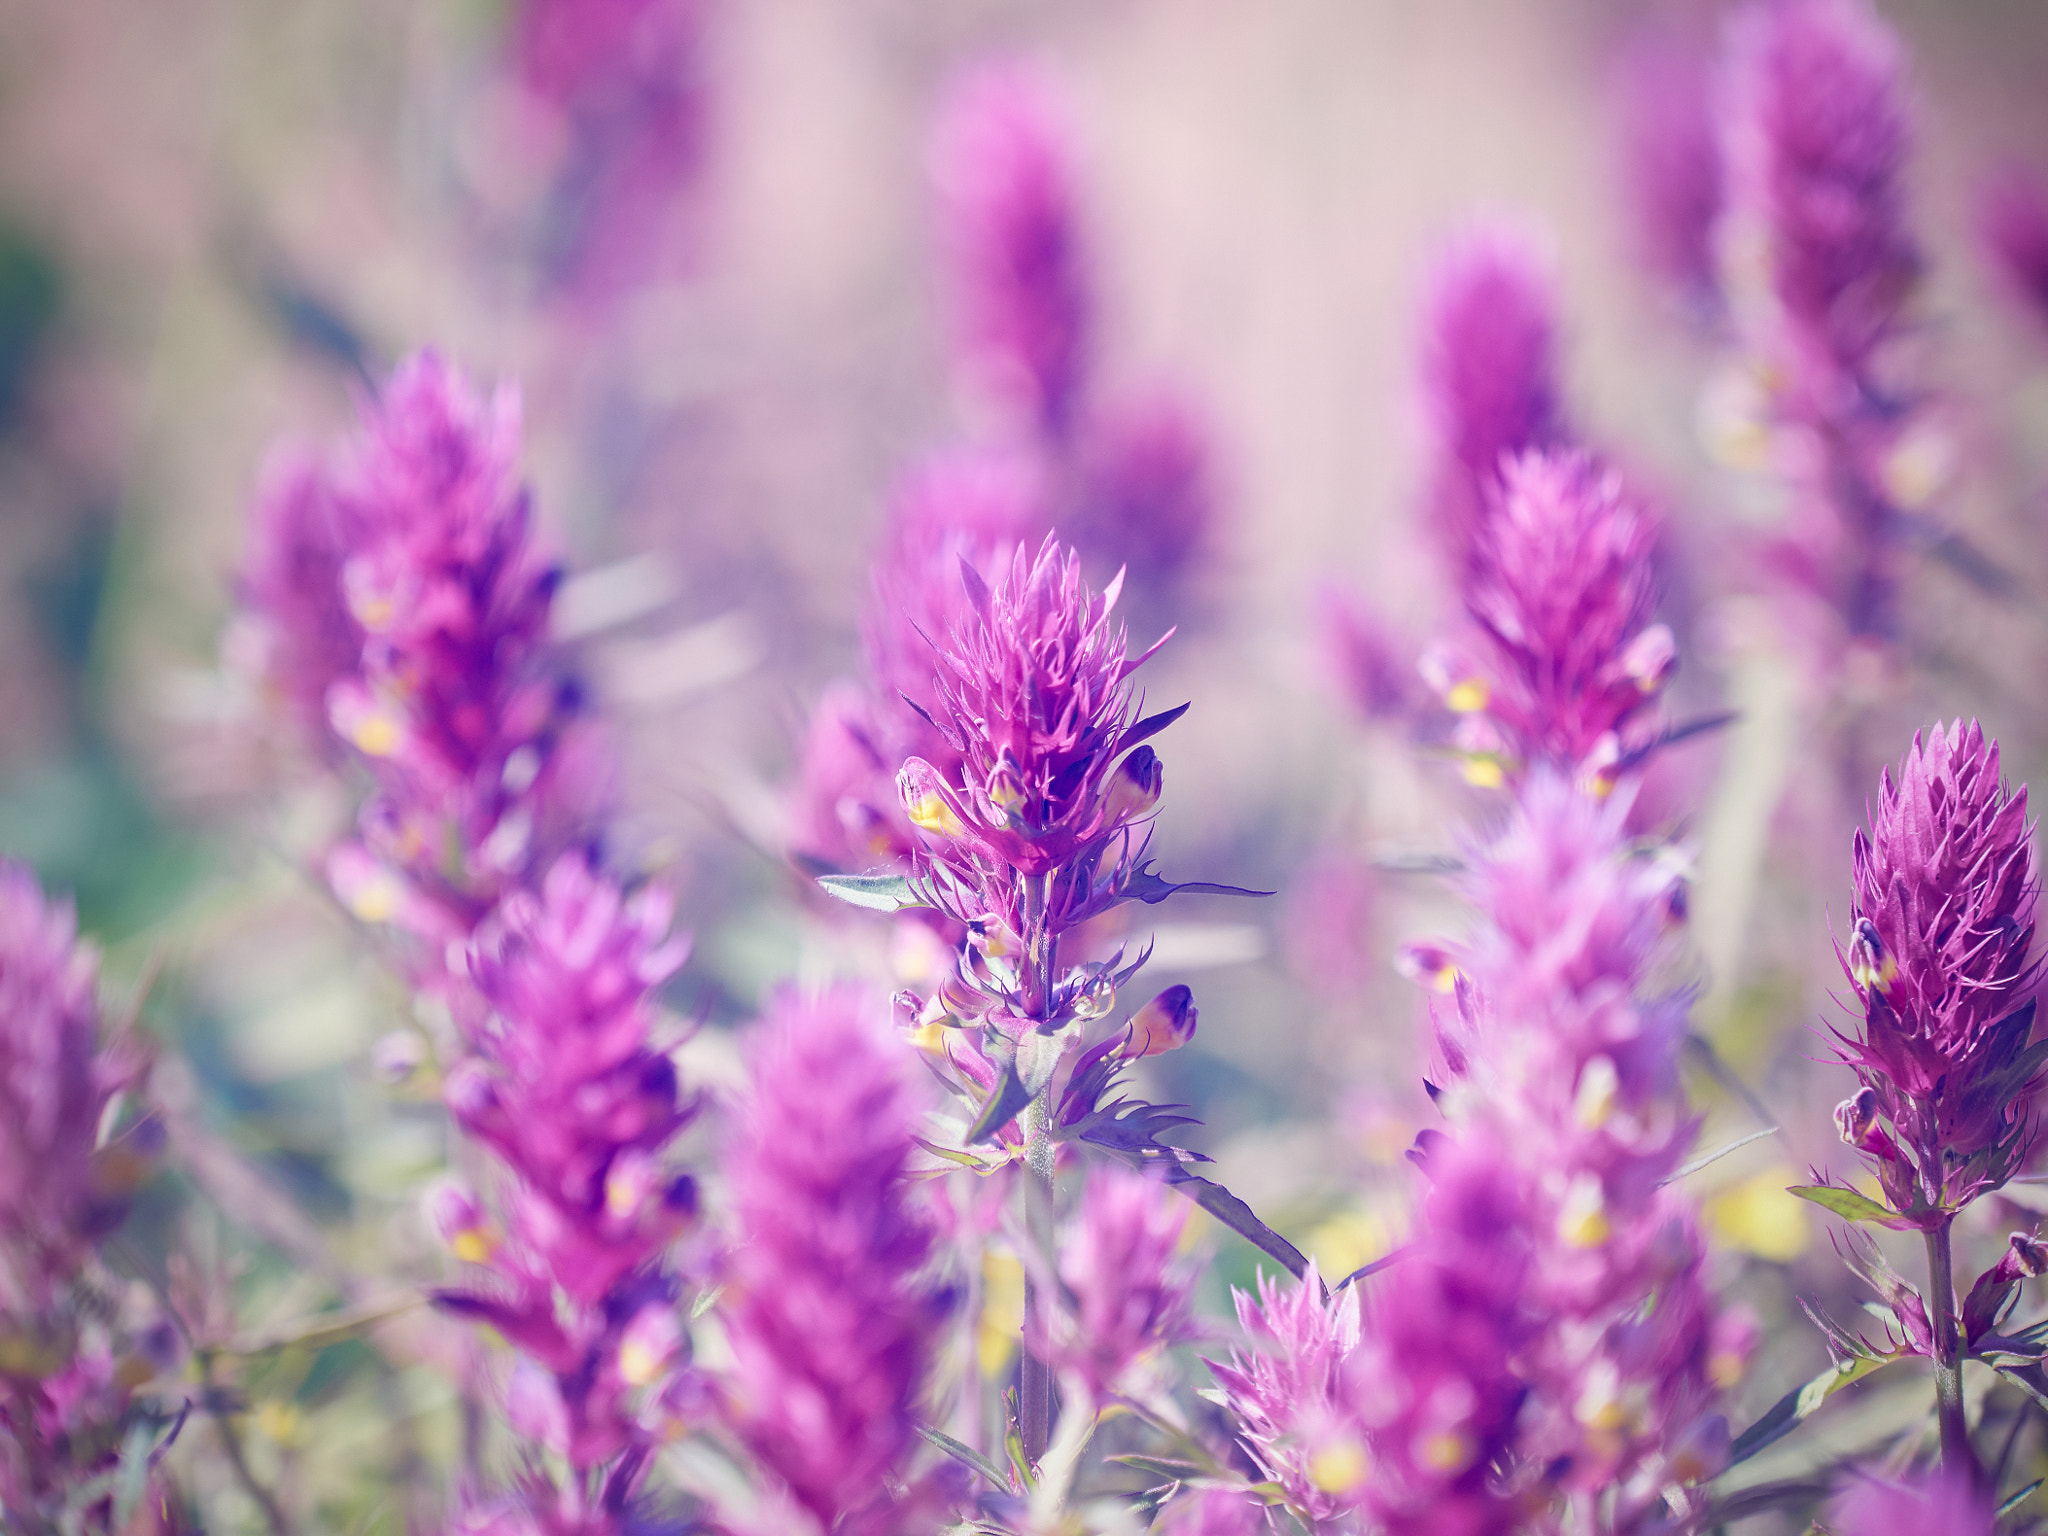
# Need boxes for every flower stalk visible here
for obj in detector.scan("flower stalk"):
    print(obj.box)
[1924,1219,1977,1484]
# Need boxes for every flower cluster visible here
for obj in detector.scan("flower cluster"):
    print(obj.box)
[1718,0,1932,654]
[1033,1165,1197,1402]
[1424,777,1728,1520]
[1425,450,1676,788]
[792,451,1037,878]
[505,0,707,305]
[1830,721,2041,1221]
[718,987,952,1534]
[1616,22,1724,319]
[431,856,698,1509]
[1421,228,1565,575]
[930,59,1215,600]
[0,861,167,1530]
[1206,1261,1364,1526]
[241,352,611,951]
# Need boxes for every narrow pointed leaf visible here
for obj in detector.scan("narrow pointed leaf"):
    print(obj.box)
[918,1425,1012,1492]
[967,1063,1035,1145]
[1663,1126,1780,1184]
[1335,1247,1407,1290]
[1121,703,1191,750]
[1162,1169,1310,1282]
[1120,864,1275,906]
[816,873,926,912]
[1786,1184,1917,1230]
[1998,1479,2043,1518]
[1727,1354,1894,1466]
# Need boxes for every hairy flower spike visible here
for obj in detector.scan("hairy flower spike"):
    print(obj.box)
[1036,1167,1197,1399]
[1834,721,2042,1219]
[1423,228,1565,572]
[720,989,952,1531]
[1206,1262,1366,1526]
[1450,449,1674,782]
[434,855,696,1474]
[932,61,1090,435]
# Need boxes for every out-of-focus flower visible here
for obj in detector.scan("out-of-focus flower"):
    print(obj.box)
[1617,24,1725,315]
[1718,0,1927,653]
[1830,1466,1993,1536]
[310,351,611,946]
[1351,1129,1532,1536]
[932,60,1089,436]
[0,861,161,1528]
[434,855,697,1478]
[719,988,952,1532]
[1979,167,2048,335]
[1034,1166,1197,1399]
[1206,1262,1366,1526]
[508,0,708,305]
[791,451,1037,878]
[234,450,361,763]
[1830,721,2041,1221]
[1071,394,1217,604]
[1421,227,1565,573]
[1427,449,1675,788]
[1422,776,1728,1521]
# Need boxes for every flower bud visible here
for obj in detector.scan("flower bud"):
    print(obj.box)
[1845,917,1896,995]
[899,757,966,838]
[1835,1086,1879,1145]
[1102,744,1164,824]
[1123,985,1198,1058]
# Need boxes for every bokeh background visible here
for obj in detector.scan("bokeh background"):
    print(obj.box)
[5,0,2048,1525]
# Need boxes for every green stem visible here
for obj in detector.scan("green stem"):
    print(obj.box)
[1925,1219,1979,1485]
[1019,1096,1057,1464]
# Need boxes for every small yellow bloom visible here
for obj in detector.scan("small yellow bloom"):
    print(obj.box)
[1558,1176,1611,1248]
[906,791,966,838]
[451,1226,497,1265]
[1445,677,1490,714]
[1308,1437,1369,1494]
[1461,755,1506,789]
[1418,1430,1472,1474]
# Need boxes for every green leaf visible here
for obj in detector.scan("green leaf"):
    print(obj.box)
[918,1425,1012,1492]
[1164,1169,1312,1282]
[966,1063,1036,1145]
[912,1136,995,1169]
[1004,1424,1037,1491]
[815,873,925,912]
[1727,1354,1894,1466]
[1786,1184,1916,1230]
[1108,1454,1206,1484]
[690,1285,724,1321]
[1663,1126,1780,1185]
[1999,1479,2044,1519]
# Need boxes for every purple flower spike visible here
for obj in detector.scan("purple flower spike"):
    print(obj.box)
[321,351,610,942]
[908,535,1160,882]
[434,855,696,1476]
[1723,0,1918,385]
[1443,449,1674,785]
[235,449,362,763]
[1037,1166,1197,1399]
[1980,167,2048,335]
[1422,227,1565,570]
[932,60,1090,436]
[1353,1130,1531,1536]
[1206,1262,1366,1525]
[1834,721,2042,1219]
[1831,1467,1993,1536]
[720,988,952,1532]
[510,0,707,304]
[1617,24,1724,314]
[0,863,129,1314]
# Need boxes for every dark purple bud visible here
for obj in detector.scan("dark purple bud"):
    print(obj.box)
[1102,744,1164,825]
[1123,984,1197,1058]
[1834,1086,1878,1146]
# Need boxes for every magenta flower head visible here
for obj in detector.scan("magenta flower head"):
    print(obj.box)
[1832,721,2042,1221]
[1421,227,1565,570]
[1034,1165,1197,1400]
[791,450,1038,877]
[0,861,138,1315]
[1980,167,2048,336]
[318,351,609,941]
[1352,1128,1531,1536]
[1831,1467,1992,1536]
[1206,1262,1366,1525]
[1430,449,1674,787]
[1616,23,1725,314]
[719,987,953,1532]
[434,855,695,1476]
[901,534,1170,887]
[508,0,707,302]
[931,59,1090,436]
[234,449,362,763]
[1721,0,1919,387]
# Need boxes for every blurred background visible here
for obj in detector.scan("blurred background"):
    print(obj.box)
[6,0,2048,1525]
